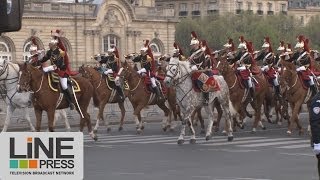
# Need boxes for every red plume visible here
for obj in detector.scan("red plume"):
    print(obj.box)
[191,31,198,39]
[31,36,37,46]
[201,40,207,46]
[264,36,270,43]
[239,36,244,43]
[173,42,178,49]
[297,35,305,42]
[280,41,285,47]
[228,38,233,44]
[246,41,254,54]
[304,38,310,52]
[287,43,292,50]
[144,40,150,47]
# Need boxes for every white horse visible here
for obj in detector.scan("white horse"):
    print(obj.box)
[0,58,70,132]
[164,57,236,144]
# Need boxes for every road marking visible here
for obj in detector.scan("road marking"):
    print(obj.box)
[113,172,145,175]
[165,137,266,145]
[276,144,310,149]
[280,152,315,157]
[83,134,137,140]
[94,136,179,144]
[238,139,308,147]
[199,138,300,146]
[84,135,172,142]
[134,135,230,144]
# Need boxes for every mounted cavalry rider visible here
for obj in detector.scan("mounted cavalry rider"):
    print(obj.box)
[189,31,211,105]
[234,36,255,101]
[293,35,318,96]
[39,38,75,110]
[257,37,281,98]
[173,42,186,61]
[94,46,125,102]
[132,40,164,100]
[223,38,235,54]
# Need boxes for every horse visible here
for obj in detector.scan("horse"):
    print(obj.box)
[78,65,127,133]
[279,57,313,135]
[164,56,235,144]
[17,63,97,140]
[215,53,269,132]
[0,59,70,132]
[117,60,170,134]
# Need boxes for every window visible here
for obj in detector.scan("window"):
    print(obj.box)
[300,16,304,25]
[179,3,187,11]
[103,35,119,53]
[247,2,252,10]
[236,2,243,10]
[281,4,287,11]
[193,3,200,11]
[257,2,262,10]
[167,4,174,9]
[150,43,160,53]
[267,3,272,11]
[208,1,218,10]
[23,42,32,62]
[0,38,12,62]
[51,4,59,11]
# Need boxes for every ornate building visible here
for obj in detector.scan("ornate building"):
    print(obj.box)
[0,0,177,68]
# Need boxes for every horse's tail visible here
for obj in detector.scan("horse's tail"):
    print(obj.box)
[92,90,100,108]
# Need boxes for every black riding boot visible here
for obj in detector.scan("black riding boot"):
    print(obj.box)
[311,85,318,96]
[63,89,75,110]
[274,85,282,99]
[203,92,209,106]
[249,87,255,102]
[115,86,125,102]
[154,86,164,101]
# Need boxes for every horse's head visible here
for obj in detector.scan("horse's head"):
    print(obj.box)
[118,60,135,80]
[164,56,181,87]
[17,63,33,92]
[78,64,92,79]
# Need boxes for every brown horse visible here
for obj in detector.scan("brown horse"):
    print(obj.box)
[78,65,127,133]
[117,61,170,133]
[215,55,269,132]
[280,59,312,135]
[17,63,97,140]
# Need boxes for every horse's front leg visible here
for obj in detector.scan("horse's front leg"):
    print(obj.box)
[287,101,303,135]
[34,107,43,132]
[24,107,35,132]
[118,102,126,131]
[204,105,214,141]
[47,109,55,132]
[133,104,145,134]
[1,105,15,133]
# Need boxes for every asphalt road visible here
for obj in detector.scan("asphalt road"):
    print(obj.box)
[81,114,318,180]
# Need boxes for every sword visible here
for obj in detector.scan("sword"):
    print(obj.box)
[70,79,84,118]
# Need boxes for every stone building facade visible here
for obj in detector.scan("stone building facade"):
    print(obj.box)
[0,0,177,69]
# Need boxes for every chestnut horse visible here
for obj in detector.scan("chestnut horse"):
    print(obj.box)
[17,63,97,140]
[78,65,127,133]
[117,61,170,134]
[215,55,268,132]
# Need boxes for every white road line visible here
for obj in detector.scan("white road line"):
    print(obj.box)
[199,138,300,146]
[83,134,136,140]
[84,135,170,142]
[238,139,308,147]
[134,136,231,144]
[165,137,266,145]
[276,144,310,149]
[94,136,180,144]
[280,152,315,157]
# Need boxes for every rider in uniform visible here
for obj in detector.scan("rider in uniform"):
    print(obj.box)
[132,40,164,101]
[95,46,125,102]
[235,36,255,101]
[40,38,75,110]
[173,42,186,61]
[259,37,281,98]
[294,35,318,96]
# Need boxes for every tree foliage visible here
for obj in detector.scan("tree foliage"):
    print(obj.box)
[175,14,320,54]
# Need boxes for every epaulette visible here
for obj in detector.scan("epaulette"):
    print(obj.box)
[180,55,186,61]
[147,55,152,62]
[59,49,65,57]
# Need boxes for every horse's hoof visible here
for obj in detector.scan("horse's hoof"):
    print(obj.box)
[118,126,123,131]
[222,130,227,135]
[93,129,98,134]
[240,124,245,129]
[251,130,256,134]
[177,139,184,145]
[262,126,267,130]
[205,135,211,141]
[141,126,145,130]
[136,129,142,135]
[228,136,234,142]
[200,129,206,135]
[93,136,98,141]
[162,127,167,132]
[107,127,111,133]
[189,139,196,144]
[287,131,292,135]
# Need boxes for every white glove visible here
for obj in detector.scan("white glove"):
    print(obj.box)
[115,76,121,86]
[191,65,198,71]
[314,143,320,155]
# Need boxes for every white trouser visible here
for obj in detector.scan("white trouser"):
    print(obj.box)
[59,77,68,90]
[261,65,269,72]
[247,77,253,88]
[310,76,315,85]
[273,77,279,86]
[296,66,314,85]
[137,68,147,74]
[191,65,198,71]
[103,69,113,75]
[296,66,306,71]
[150,77,157,88]
[43,65,55,72]
[314,143,320,155]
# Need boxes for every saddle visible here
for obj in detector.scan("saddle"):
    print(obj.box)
[48,72,81,92]
[235,72,260,90]
[143,75,167,94]
[297,71,310,90]
[191,71,220,92]
[104,74,129,91]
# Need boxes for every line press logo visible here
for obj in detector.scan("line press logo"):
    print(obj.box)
[0,132,83,180]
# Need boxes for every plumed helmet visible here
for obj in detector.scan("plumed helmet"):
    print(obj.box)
[277,41,285,51]
[190,31,199,45]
